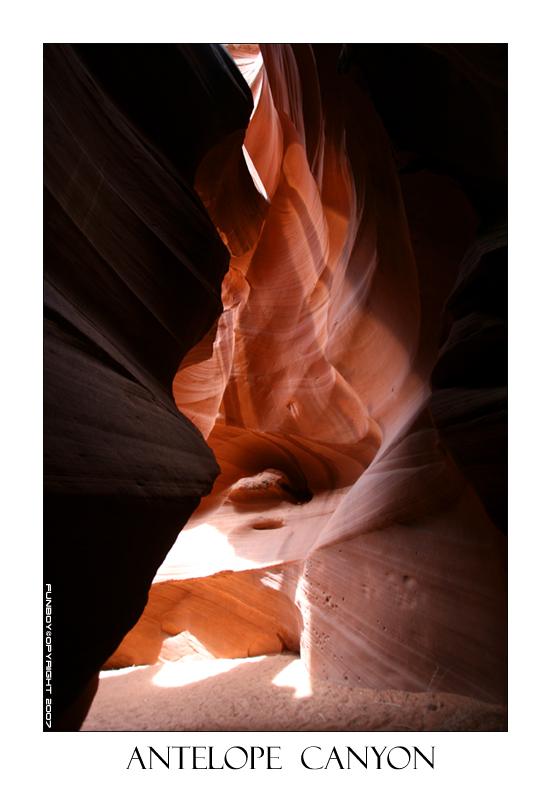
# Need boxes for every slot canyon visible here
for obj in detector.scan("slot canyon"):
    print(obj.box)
[44,43,507,732]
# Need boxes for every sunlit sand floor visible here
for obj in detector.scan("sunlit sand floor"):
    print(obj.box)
[81,653,506,732]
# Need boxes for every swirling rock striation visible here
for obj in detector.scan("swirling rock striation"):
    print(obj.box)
[110,45,506,707]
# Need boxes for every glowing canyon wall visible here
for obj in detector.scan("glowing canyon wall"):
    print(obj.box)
[43,44,507,728]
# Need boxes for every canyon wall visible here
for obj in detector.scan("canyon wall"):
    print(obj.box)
[44,44,507,727]
[43,44,254,728]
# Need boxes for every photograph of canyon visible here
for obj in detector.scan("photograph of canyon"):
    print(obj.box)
[44,43,507,733]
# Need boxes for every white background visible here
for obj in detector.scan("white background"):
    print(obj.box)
[5,10,545,799]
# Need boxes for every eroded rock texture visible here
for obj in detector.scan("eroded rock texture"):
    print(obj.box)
[106,45,507,706]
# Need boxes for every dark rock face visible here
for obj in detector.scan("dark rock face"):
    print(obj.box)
[341,44,508,533]
[43,44,253,728]
[430,224,507,534]
[340,44,507,222]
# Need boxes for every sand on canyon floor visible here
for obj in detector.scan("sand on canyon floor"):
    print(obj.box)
[81,653,507,732]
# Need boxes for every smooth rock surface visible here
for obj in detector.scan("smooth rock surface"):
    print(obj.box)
[43,43,254,726]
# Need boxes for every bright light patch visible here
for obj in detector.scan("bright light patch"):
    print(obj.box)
[243,145,269,202]
[99,665,149,679]
[151,656,268,688]
[154,521,258,582]
[271,657,312,698]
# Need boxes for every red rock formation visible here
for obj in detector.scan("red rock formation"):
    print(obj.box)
[109,44,506,707]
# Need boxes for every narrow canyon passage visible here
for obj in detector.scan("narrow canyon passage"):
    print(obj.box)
[43,43,507,731]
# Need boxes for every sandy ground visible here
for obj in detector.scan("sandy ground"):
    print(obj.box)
[81,653,507,732]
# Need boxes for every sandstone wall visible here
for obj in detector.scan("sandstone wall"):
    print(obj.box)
[107,45,507,705]
[44,44,254,727]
